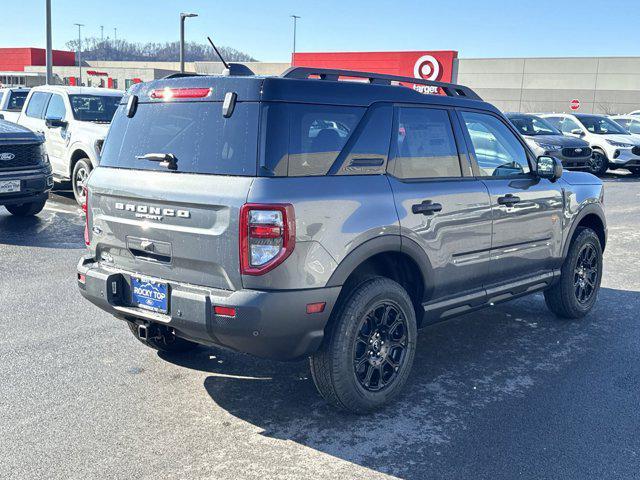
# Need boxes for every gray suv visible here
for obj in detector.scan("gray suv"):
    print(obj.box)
[78,67,606,413]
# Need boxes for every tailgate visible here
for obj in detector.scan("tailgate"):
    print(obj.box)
[86,167,252,290]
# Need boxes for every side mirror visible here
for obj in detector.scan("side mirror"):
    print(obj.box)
[45,117,67,128]
[570,128,585,137]
[537,156,562,182]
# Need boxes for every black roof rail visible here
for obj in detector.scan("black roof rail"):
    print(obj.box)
[281,67,482,101]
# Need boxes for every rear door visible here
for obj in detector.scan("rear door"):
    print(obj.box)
[88,96,261,291]
[458,109,564,282]
[388,105,493,303]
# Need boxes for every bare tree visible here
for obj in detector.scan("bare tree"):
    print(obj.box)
[65,38,257,63]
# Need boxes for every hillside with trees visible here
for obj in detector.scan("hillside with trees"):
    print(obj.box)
[65,38,257,63]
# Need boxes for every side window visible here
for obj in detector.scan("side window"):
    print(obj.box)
[44,94,66,120]
[544,116,563,130]
[25,92,52,119]
[628,120,640,134]
[337,104,392,175]
[391,107,461,179]
[288,105,363,176]
[461,111,531,177]
[613,118,630,129]
[7,91,28,111]
[559,118,581,135]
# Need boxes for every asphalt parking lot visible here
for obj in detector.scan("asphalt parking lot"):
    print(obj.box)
[1,175,639,480]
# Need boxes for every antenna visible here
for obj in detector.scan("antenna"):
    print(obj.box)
[207,36,230,70]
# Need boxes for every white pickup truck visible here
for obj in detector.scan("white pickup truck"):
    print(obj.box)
[18,85,123,204]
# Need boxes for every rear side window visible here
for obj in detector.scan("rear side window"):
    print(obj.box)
[100,102,259,176]
[7,91,28,111]
[25,92,52,118]
[261,103,364,176]
[390,107,462,179]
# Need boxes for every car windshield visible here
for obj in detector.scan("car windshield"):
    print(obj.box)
[576,115,629,135]
[509,115,561,136]
[69,94,121,123]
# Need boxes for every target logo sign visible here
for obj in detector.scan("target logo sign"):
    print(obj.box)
[413,55,441,81]
[570,99,581,111]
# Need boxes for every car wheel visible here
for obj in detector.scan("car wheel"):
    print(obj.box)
[628,167,640,177]
[72,158,91,205]
[5,198,47,216]
[544,227,603,319]
[309,277,417,413]
[126,321,199,354]
[587,149,609,176]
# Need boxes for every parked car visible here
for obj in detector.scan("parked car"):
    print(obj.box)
[628,110,640,116]
[0,87,30,123]
[610,115,640,136]
[77,68,606,413]
[17,85,123,204]
[541,113,640,176]
[0,119,53,216]
[505,113,592,170]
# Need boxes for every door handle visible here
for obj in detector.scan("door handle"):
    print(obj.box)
[412,200,443,215]
[497,194,521,206]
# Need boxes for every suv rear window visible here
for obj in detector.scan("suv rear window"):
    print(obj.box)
[100,102,260,176]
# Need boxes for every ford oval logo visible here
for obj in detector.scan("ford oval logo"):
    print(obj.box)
[0,152,16,161]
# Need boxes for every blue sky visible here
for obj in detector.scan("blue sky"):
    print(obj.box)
[1,0,638,61]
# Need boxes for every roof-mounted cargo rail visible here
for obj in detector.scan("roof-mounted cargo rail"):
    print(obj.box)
[281,67,482,101]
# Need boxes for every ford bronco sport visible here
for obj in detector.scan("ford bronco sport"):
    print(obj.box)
[78,67,606,413]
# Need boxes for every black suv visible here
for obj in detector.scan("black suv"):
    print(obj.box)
[0,120,52,216]
[78,67,606,413]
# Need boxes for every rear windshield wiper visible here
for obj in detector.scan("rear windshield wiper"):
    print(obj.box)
[136,153,178,171]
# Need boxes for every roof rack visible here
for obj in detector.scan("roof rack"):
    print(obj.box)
[281,67,482,101]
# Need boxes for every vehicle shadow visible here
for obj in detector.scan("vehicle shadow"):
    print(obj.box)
[160,287,637,478]
[0,207,84,248]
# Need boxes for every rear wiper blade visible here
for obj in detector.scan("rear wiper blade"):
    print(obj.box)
[136,153,178,171]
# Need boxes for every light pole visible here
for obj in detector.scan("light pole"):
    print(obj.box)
[290,15,300,58]
[113,27,117,42]
[100,25,104,42]
[74,23,84,86]
[180,12,198,73]
[45,0,53,84]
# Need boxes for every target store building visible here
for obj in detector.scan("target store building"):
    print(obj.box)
[293,51,640,114]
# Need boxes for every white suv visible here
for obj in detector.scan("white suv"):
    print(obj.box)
[18,85,123,204]
[541,113,640,176]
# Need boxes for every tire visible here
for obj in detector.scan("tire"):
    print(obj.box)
[126,321,199,354]
[587,149,609,176]
[5,198,47,216]
[310,277,417,413]
[72,158,91,206]
[628,167,640,177]
[544,227,603,319]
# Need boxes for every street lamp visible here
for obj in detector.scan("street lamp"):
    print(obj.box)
[45,0,52,84]
[180,12,198,73]
[74,23,84,86]
[290,15,301,58]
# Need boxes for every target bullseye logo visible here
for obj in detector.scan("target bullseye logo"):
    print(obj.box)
[413,55,441,81]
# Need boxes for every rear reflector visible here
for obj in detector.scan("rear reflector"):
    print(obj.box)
[214,306,236,317]
[150,87,212,100]
[306,302,326,314]
[77,273,86,284]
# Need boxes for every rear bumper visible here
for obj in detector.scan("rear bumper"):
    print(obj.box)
[77,257,341,360]
[0,166,53,206]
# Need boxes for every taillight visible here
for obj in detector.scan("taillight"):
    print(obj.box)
[240,204,295,275]
[82,186,90,246]
[149,87,212,100]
